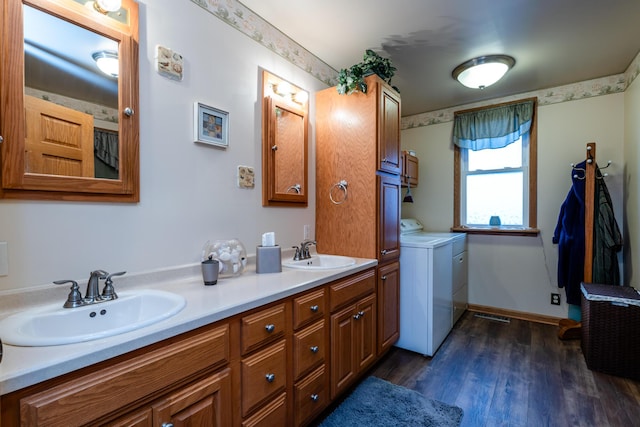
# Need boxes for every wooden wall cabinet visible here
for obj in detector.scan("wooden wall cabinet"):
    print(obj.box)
[401,151,419,187]
[316,74,402,370]
[315,74,401,263]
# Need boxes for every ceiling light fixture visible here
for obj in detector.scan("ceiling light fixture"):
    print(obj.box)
[93,0,122,14]
[452,55,515,89]
[92,51,119,77]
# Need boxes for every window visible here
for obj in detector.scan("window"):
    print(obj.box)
[453,98,538,235]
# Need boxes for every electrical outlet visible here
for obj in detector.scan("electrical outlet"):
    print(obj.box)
[551,293,561,305]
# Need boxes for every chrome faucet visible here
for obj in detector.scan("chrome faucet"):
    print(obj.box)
[300,240,316,260]
[55,270,126,308]
[84,270,109,304]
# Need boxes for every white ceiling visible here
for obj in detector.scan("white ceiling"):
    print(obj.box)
[240,0,640,116]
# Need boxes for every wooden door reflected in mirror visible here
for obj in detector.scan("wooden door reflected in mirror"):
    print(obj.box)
[262,70,308,207]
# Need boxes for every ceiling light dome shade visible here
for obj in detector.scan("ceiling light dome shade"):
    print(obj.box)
[92,51,119,77]
[452,55,515,89]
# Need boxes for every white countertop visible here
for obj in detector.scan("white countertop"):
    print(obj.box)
[0,257,377,395]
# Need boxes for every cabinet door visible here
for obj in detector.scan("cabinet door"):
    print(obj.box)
[378,84,401,174]
[355,293,377,373]
[330,294,377,399]
[152,368,232,427]
[377,261,400,354]
[330,303,357,399]
[378,174,400,263]
[401,151,419,187]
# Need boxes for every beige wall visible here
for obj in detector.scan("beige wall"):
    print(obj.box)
[401,94,625,317]
[0,0,327,292]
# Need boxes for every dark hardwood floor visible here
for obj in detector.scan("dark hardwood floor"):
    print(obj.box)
[369,311,640,427]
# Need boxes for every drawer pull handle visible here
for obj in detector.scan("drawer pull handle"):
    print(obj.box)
[265,324,276,333]
[310,345,319,353]
[265,373,276,383]
[161,423,174,427]
[310,304,319,313]
[311,393,319,402]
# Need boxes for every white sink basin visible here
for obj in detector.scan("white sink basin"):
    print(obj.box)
[282,254,356,270]
[0,289,186,347]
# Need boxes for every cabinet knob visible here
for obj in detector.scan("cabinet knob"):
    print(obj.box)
[311,394,319,402]
[353,313,361,320]
[265,373,276,383]
[381,275,387,281]
[123,107,134,117]
[310,304,319,313]
[310,345,319,354]
[265,324,275,333]
[271,145,278,151]
[380,249,388,255]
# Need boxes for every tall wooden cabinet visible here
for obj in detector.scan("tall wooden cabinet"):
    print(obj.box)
[316,74,401,368]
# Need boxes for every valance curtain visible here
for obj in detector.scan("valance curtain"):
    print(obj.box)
[453,100,534,151]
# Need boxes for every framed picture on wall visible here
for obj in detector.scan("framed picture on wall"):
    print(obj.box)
[194,102,229,148]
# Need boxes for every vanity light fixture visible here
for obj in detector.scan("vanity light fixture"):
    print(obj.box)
[293,90,308,105]
[452,55,515,89]
[92,51,119,77]
[93,0,122,14]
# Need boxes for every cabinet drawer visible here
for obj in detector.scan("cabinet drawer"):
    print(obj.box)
[293,288,325,330]
[293,320,325,380]
[242,392,287,427]
[330,269,375,312]
[294,366,327,427]
[241,340,287,417]
[19,324,230,427]
[241,303,286,354]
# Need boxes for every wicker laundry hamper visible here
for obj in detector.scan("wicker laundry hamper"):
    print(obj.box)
[581,283,640,380]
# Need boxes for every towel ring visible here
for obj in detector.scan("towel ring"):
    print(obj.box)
[330,180,348,205]
[286,184,301,194]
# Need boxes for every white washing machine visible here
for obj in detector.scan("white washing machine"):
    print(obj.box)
[396,218,467,357]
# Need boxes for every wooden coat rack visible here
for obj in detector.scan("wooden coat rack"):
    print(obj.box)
[558,142,596,340]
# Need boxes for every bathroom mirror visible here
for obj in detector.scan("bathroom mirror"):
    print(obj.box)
[0,0,139,202]
[262,70,308,207]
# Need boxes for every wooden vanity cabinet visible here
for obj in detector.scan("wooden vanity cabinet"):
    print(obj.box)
[377,261,400,355]
[329,269,377,399]
[240,303,289,425]
[1,267,397,427]
[291,288,328,426]
[10,323,232,427]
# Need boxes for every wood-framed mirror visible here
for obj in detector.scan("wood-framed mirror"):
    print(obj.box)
[262,70,308,207]
[0,0,139,202]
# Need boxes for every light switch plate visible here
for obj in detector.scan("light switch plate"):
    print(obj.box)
[0,242,8,276]
[238,165,255,189]
[156,45,184,81]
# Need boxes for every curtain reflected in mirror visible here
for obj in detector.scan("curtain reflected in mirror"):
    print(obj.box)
[23,4,119,179]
